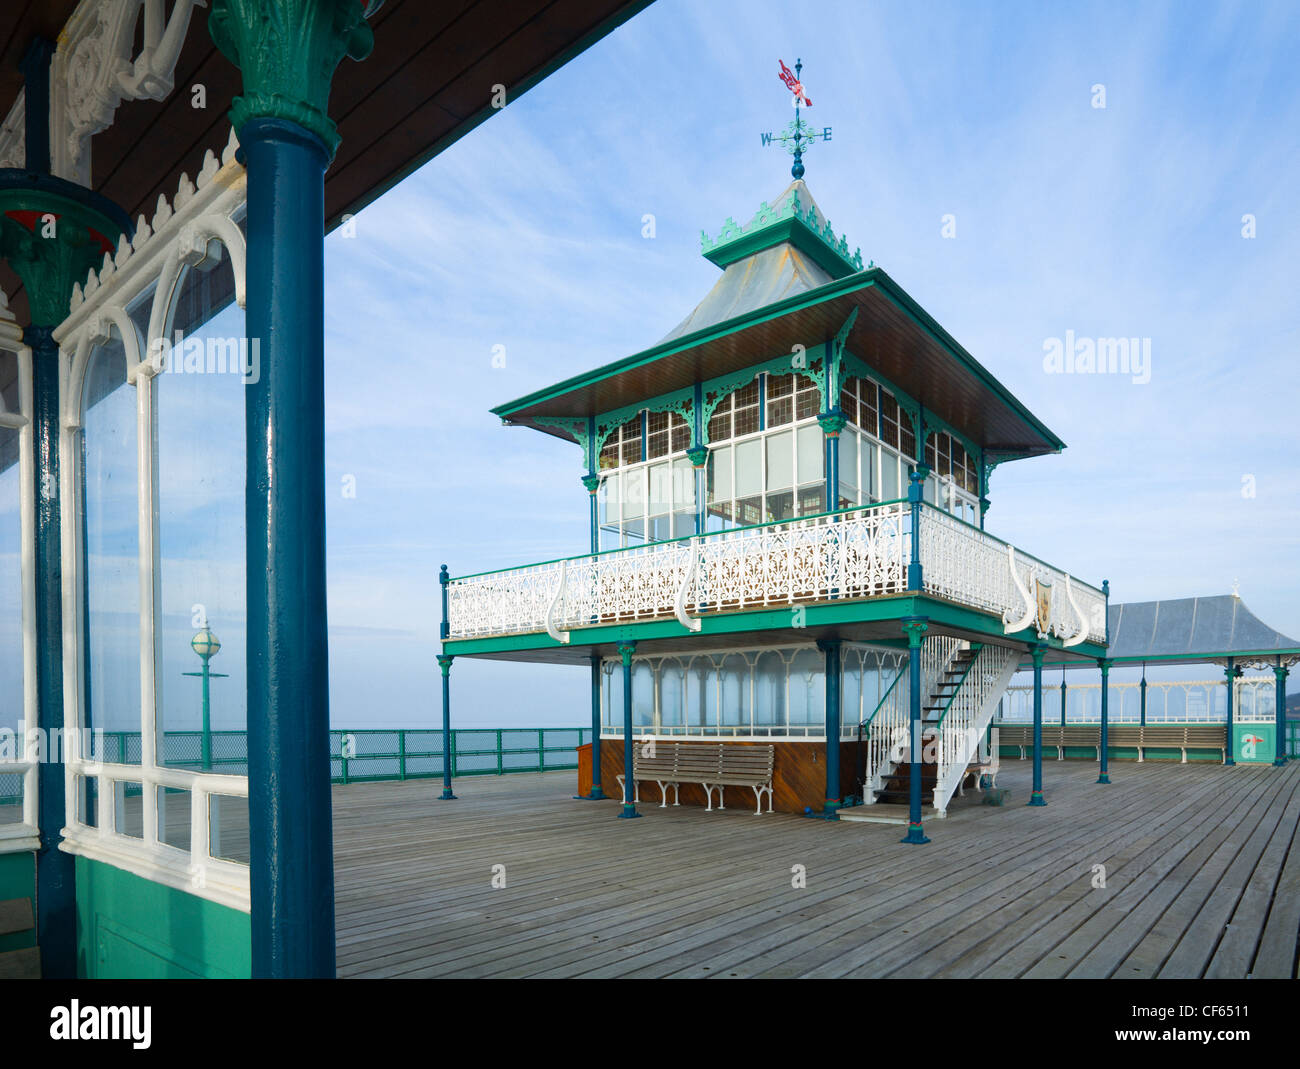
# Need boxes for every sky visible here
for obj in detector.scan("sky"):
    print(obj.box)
[313,0,1300,726]
[6,0,1297,736]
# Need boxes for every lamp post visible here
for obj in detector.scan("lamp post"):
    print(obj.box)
[183,626,228,771]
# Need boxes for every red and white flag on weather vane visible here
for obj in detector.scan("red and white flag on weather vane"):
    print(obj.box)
[778,59,811,106]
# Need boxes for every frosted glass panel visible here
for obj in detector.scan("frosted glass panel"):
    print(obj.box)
[766,430,793,491]
[735,439,762,497]
[797,425,822,484]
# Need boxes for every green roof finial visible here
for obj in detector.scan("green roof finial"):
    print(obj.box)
[762,58,832,180]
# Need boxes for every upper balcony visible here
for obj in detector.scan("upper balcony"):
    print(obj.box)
[443,500,1107,652]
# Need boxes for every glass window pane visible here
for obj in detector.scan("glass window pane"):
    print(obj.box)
[840,430,858,494]
[648,461,672,515]
[754,652,786,727]
[157,786,191,852]
[882,452,900,500]
[209,794,249,864]
[797,424,822,484]
[631,662,654,728]
[0,364,19,756]
[736,439,763,497]
[157,287,247,769]
[766,430,794,491]
[83,336,141,756]
[659,662,684,727]
[708,445,732,503]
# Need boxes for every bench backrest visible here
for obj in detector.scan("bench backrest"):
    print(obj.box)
[629,740,774,780]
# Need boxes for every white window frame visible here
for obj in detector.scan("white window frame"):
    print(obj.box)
[598,411,693,549]
[0,324,38,853]
[51,130,251,911]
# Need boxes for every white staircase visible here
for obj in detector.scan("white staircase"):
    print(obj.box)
[858,639,1018,817]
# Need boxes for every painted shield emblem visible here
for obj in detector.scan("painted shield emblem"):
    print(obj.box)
[1035,576,1053,636]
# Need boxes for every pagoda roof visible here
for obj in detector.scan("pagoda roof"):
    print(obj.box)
[494,177,1065,462]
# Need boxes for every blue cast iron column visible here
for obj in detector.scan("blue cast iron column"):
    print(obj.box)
[436,655,456,799]
[210,0,376,980]
[901,618,930,844]
[1029,645,1047,806]
[1097,659,1111,784]
[1275,662,1289,766]
[817,637,842,817]
[582,474,600,553]
[29,327,74,977]
[1060,669,1067,726]
[1224,658,1236,766]
[617,641,640,818]
[581,653,606,799]
[906,465,929,590]
[239,115,337,978]
[1139,666,1147,727]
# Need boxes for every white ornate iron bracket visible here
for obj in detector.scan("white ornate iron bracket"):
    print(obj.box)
[1062,575,1088,647]
[545,559,570,644]
[674,539,702,632]
[1003,546,1036,634]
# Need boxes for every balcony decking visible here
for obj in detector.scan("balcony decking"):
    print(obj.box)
[332,759,1300,978]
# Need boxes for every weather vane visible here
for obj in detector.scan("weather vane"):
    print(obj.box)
[761,58,832,179]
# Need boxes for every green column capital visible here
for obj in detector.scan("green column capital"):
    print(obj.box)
[1030,644,1046,668]
[686,444,709,468]
[817,410,847,436]
[616,641,637,667]
[1097,658,1112,674]
[581,473,601,494]
[1274,664,1290,682]
[901,617,928,648]
[209,0,379,157]
[436,654,454,676]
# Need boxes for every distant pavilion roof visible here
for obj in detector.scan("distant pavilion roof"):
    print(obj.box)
[1105,596,1300,666]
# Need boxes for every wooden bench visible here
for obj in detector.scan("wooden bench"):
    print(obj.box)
[993,722,1227,763]
[616,740,775,814]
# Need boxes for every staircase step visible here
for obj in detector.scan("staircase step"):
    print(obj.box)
[0,946,40,980]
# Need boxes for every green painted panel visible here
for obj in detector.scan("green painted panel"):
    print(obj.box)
[0,852,36,952]
[75,856,250,979]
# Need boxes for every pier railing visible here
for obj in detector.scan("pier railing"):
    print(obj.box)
[0,728,593,804]
[446,499,1106,645]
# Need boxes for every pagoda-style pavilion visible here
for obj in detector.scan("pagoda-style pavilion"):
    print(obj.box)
[439,65,1112,851]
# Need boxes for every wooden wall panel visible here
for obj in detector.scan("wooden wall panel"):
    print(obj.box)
[598,739,862,815]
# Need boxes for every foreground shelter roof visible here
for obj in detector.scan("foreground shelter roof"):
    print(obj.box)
[0,0,651,326]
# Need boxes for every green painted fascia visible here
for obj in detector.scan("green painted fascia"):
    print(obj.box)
[492,271,883,418]
[324,1,656,232]
[1104,649,1300,667]
[442,592,1104,659]
[703,216,857,279]
[75,856,251,979]
[0,852,36,952]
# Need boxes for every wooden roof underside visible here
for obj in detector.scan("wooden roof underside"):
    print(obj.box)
[0,0,651,326]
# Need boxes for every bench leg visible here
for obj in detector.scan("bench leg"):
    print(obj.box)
[672,783,680,806]
[751,785,762,814]
[702,784,715,812]
[1180,748,1187,764]
[1138,747,1144,763]
[657,781,670,808]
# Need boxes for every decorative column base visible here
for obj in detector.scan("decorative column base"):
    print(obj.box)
[575,788,608,801]
[440,788,457,800]
[1028,790,1047,807]
[618,804,642,820]
[900,822,930,845]
[1096,774,1111,785]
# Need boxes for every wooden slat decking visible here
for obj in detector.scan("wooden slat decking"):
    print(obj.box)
[331,759,1300,978]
